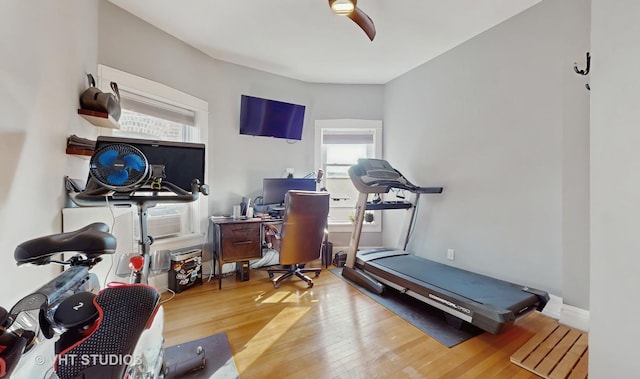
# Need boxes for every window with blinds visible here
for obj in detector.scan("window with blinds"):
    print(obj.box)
[315,120,382,230]
[114,90,198,142]
[322,130,376,178]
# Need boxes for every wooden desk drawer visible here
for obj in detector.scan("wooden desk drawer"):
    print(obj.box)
[220,223,261,261]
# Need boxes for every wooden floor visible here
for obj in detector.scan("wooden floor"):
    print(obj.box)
[162,262,555,379]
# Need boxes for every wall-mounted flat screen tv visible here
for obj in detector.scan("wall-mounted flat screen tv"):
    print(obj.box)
[239,95,306,140]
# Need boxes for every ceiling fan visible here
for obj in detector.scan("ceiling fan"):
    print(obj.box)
[328,0,376,41]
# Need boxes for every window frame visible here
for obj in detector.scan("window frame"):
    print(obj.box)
[315,119,382,233]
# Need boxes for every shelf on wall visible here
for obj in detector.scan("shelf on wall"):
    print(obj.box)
[77,108,120,129]
[65,147,93,158]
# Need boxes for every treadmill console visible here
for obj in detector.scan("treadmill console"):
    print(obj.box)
[348,158,443,195]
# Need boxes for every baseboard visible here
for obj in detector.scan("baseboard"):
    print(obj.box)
[560,303,590,332]
[540,294,589,332]
[202,262,236,277]
[148,272,168,293]
[541,294,562,320]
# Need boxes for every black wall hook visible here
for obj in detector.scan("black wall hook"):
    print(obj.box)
[574,52,591,76]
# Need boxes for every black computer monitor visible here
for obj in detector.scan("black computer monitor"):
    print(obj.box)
[262,178,316,205]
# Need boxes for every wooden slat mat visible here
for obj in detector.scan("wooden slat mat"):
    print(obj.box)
[510,322,588,378]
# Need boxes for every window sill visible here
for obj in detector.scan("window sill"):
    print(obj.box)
[148,233,206,252]
[328,222,381,233]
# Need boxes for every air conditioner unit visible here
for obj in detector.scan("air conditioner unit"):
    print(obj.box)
[147,211,183,238]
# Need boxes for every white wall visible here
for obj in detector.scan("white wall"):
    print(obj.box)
[589,0,640,376]
[382,0,590,302]
[0,0,100,306]
[98,1,383,216]
[98,1,383,250]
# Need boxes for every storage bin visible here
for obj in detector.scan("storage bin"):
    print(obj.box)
[168,249,202,293]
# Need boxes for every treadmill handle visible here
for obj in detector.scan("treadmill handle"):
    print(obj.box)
[416,187,444,194]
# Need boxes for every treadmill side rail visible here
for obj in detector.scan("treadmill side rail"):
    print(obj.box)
[363,256,548,335]
[341,266,384,295]
[522,286,551,311]
[365,201,413,210]
[364,265,517,334]
[356,248,408,263]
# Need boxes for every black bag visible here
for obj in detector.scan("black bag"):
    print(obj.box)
[79,73,121,121]
[333,251,347,267]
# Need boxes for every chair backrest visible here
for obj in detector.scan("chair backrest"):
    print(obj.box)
[278,190,330,265]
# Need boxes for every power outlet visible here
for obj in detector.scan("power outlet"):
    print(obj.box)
[447,248,455,261]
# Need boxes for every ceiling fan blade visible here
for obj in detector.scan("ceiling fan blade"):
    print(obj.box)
[348,7,376,41]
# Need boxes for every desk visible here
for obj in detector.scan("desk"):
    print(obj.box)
[209,217,282,289]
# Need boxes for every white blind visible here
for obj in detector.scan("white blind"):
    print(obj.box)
[322,130,374,144]
[119,90,196,126]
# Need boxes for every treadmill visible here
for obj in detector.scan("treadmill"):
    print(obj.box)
[341,159,549,334]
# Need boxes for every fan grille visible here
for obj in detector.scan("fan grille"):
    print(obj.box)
[89,143,149,191]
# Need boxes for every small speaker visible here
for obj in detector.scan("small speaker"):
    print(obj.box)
[236,261,250,281]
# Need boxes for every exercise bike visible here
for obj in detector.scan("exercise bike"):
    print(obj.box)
[0,141,209,378]
[0,222,166,378]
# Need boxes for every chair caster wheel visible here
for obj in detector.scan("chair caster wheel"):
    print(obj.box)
[273,283,280,288]
[307,282,314,288]
[268,273,274,278]
[315,272,320,277]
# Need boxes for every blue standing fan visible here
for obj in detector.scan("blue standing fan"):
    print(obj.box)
[89,143,149,191]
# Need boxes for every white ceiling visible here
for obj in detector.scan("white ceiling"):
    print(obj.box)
[107,0,541,84]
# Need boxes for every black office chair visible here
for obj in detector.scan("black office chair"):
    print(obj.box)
[267,190,330,288]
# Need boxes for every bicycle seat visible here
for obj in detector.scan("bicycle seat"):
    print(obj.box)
[14,223,117,266]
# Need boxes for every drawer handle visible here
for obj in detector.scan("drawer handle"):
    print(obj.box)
[232,240,253,245]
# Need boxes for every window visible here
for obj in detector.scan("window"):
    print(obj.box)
[97,65,209,244]
[315,119,382,232]
[323,130,377,178]
[114,90,198,142]
[116,109,191,142]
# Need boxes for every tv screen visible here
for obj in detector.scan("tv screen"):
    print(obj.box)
[91,136,206,192]
[239,95,306,140]
[262,178,317,205]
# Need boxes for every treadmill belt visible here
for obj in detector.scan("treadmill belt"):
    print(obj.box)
[366,255,537,310]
